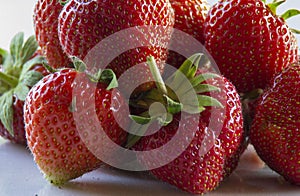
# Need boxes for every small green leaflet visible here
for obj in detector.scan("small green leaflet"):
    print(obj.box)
[20,70,44,88]
[20,35,39,65]
[0,90,14,136]
[14,83,30,101]
[9,32,24,65]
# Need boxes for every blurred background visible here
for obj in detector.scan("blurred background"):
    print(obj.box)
[0,0,299,49]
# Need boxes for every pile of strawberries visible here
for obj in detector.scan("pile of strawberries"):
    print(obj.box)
[0,0,299,194]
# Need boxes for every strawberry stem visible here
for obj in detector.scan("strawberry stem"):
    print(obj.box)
[267,0,286,15]
[147,56,168,95]
[0,72,18,88]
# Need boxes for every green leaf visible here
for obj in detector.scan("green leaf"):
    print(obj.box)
[164,95,183,114]
[157,113,173,126]
[182,104,206,114]
[42,61,57,73]
[172,80,194,99]
[194,84,221,94]
[71,56,87,72]
[190,73,220,87]
[0,86,9,95]
[173,73,221,99]
[181,94,223,114]
[0,48,13,71]
[14,83,30,101]
[0,71,18,87]
[0,48,8,64]
[20,35,38,65]
[59,0,70,6]
[100,69,118,90]
[197,95,224,108]
[281,9,300,20]
[130,115,152,125]
[181,92,204,114]
[20,70,43,87]
[0,90,14,136]
[20,56,46,80]
[167,53,203,92]
[291,28,300,34]
[178,53,203,79]
[267,0,286,15]
[89,69,102,83]
[10,32,24,64]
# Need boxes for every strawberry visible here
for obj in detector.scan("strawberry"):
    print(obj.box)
[34,0,72,68]
[0,32,47,145]
[170,0,208,44]
[167,0,209,68]
[129,54,244,194]
[250,62,300,185]
[24,66,129,185]
[58,0,174,96]
[204,0,299,94]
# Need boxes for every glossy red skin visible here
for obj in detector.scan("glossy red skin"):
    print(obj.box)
[204,0,299,93]
[250,63,300,185]
[58,0,174,96]
[207,76,247,178]
[170,0,208,44]
[34,0,72,68]
[24,69,128,184]
[167,0,209,68]
[133,76,244,194]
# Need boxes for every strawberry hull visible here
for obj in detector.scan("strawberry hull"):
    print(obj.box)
[132,75,244,194]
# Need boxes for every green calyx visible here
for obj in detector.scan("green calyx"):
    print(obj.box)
[266,0,286,15]
[58,0,70,6]
[71,56,118,90]
[145,54,223,115]
[0,32,46,136]
[265,0,300,34]
[126,54,223,148]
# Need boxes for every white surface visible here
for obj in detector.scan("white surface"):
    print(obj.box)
[0,0,36,50]
[0,1,300,196]
[1,138,300,196]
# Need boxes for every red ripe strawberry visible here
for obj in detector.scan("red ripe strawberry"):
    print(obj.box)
[167,0,209,68]
[34,0,72,68]
[170,0,208,44]
[130,55,244,194]
[204,0,299,94]
[24,68,129,185]
[250,62,300,185]
[0,32,47,145]
[58,0,174,96]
